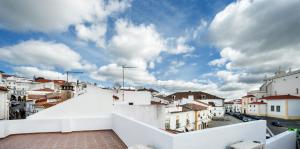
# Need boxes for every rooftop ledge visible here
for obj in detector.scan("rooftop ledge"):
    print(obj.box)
[0,113,296,149]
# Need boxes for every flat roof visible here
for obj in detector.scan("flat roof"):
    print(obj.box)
[0,130,127,149]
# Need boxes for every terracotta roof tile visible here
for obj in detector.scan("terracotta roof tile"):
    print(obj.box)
[261,95,300,100]
[167,91,224,100]
[27,95,46,100]
[0,86,8,91]
[34,88,54,92]
[183,103,208,111]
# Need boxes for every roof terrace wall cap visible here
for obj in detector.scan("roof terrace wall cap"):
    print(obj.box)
[260,95,300,100]
[242,95,255,98]
[249,102,267,104]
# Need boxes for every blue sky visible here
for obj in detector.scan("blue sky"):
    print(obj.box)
[1,0,300,98]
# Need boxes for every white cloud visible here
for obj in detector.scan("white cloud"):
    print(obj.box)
[207,0,300,98]
[0,0,131,32]
[164,60,185,75]
[75,0,131,47]
[167,36,194,54]
[0,40,83,70]
[0,0,131,48]
[75,23,107,48]
[13,66,69,80]
[90,63,156,83]
[0,0,98,32]
[108,19,165,68]
[209,0,300,73]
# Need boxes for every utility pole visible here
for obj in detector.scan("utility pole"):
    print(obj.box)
[65,71,83,82]
[122,65,136,101]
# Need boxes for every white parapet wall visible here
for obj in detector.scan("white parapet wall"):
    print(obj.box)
[0,114,295,149]
[266,131,296,149]
[114,105,166,129]
[0,116,112,138]
[172,120,266,149]
[112,113,174,149]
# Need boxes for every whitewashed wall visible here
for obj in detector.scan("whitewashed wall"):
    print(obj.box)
[0,116,112,138]
[112,113,174,149]
[114,105,166,129]
[28,86,113,119]
[172,120,266,149]
[167,111,195,130]
[266,100,286,117]
[200,99,224,106]
[0,92,9,120]
[266,131,296,149]
[288,100,300,116]
[114,90,152,105]
[271,73,300,96]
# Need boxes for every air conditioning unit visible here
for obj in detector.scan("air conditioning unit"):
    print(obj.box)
[229,141,265,149]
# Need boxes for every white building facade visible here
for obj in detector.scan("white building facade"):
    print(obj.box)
[0,87,9,120]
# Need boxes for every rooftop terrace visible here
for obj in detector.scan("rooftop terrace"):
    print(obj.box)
[0,130,126,149]
[0,86,296,149]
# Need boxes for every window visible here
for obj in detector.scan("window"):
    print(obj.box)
[254,105,255,108]
[165,120,170,129]
[271,106,274,112]
[297,88,299,94]
[276,106,280,112]
[186,119,190,125]
[176,119,180,128]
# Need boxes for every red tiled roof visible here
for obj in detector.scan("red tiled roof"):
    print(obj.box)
[27,95,46,100]
[34,88,54,92]
[225,102,234,104]
[151,101,167,105]
[250,102,267,104]
[0,86,8,92]
[242,95,255,98]
[2,74,14,78]
[46,93,61,99]
[261,95,300,100]
[35,79,52,83]
[35,99,47,103]
[35,102,57,108]
[167,91,224,100]
[53,80,66,85]
[183,103,208,111]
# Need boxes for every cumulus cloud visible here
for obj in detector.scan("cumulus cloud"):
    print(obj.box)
[0,0,131,48]
[108,19,165,69]
[13,66,69,80]
[90,63,156,83]
[164,60,185,76]
[0,0,97,32]
[207,0,300,97]
[0,40,83,70]
[167,36,194,54]
[209,0,300,73]
[75,0,131,47]
[0,0,130,32]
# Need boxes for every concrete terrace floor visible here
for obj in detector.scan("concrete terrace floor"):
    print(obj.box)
[0,130,127,149]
